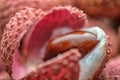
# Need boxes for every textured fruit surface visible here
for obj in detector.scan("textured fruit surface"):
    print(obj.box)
[21,7,86,63]
[75,0,120,19]
[0,6,86,79]
[0,5,111,80]
[21,49,81,80]
[0,7,45,78]
[99,56,120,80]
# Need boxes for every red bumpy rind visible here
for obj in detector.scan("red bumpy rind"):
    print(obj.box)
[0,6,86,78]
[21,49,81,80]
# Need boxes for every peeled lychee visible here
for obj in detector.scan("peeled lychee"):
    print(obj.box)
[0,6,110,80]
[84,18,118,57]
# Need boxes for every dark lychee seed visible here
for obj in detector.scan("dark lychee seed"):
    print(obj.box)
[44,31,99,61]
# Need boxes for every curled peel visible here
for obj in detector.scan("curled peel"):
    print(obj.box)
[79,27,110,80]
[85,18,119,57]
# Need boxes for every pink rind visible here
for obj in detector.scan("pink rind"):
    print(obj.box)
[0,6,86,78]
[0,7,45,77]
[21,49,81,80]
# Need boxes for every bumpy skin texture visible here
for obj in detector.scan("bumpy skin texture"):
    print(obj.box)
[0,6,86,79]
[21,49,81,80]
[99,56,120,80]
[0,6,111,80]
[0,0,75,38]
[0,7,45,76]
[84,18,119,57]
[21,7,86,62]
[75,0,120,19]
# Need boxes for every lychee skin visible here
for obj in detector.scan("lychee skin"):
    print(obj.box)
[99,56,120,80]
[0,7,45,77]
[0,6,111,80]
[21,49,81,80]
[75,0,120,19]
[0,6,86,79]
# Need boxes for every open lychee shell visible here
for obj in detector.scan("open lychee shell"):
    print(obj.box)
[0,6,111,80]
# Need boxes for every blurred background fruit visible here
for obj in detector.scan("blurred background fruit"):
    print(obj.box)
[75,0,120,20]
[0,71,11,80]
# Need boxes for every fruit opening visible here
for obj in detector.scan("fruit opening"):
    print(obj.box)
[12,8,86,79]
